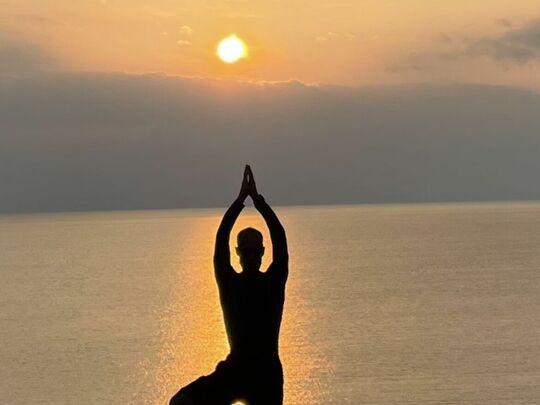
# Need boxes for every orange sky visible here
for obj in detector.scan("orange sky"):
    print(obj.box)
[2,1,540,87]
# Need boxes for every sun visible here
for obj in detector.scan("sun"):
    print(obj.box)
[217,34,248,64]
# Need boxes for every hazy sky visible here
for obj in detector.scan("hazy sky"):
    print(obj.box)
[2,0,540,87]
[1,2,540,213]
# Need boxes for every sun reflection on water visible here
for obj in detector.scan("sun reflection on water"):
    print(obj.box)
[142,208,331,404]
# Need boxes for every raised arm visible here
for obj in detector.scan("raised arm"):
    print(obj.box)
[247,166,288,279]
[213,198,244,276]
[254,194,289,267]
[213,166,249,282]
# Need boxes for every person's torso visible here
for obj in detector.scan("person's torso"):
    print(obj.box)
[219,271,286,356]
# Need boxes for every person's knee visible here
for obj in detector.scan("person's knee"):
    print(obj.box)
[169,392,197,405]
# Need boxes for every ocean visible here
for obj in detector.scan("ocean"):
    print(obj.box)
[1,202,539,404]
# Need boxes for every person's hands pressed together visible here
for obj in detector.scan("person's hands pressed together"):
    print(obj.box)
[246,165,260,201]
[236,165,250,204]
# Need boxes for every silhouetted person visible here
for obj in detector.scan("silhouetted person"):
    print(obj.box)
[170,165,289,405]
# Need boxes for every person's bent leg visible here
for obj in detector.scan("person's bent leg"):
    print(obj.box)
[169,375,223,405]
[169,356,238,405]
[169,392,197,405]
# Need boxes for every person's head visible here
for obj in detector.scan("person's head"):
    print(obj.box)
[235,227,265,273]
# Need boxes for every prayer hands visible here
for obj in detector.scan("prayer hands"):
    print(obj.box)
[236,164,260,203]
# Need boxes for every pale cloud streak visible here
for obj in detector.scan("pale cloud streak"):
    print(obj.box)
[179,25,193,36]
[316,32,356,42]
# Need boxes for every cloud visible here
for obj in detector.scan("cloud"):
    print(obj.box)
[467,18,540,62]
[503,18,540,47]
[179,25,193,36]
[316,32,356,42]
[496,18,512,28]
[0,35,58,76]
[388,18,540,72]
[385,63,422,73]
[1,72,540,213]
[437,34,454,44]
[385,49,459,73]
[467,38,539,62]
[15,14,64,26]
[176,25,193,46]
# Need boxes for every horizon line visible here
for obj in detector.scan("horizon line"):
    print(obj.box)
[2,198,539,218]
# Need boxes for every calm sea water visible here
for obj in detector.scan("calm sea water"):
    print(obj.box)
[1,202,540,404]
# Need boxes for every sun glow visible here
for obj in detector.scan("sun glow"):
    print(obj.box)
[217,35,248,64]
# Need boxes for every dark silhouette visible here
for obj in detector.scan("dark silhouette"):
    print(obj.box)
[170,165,289,405]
